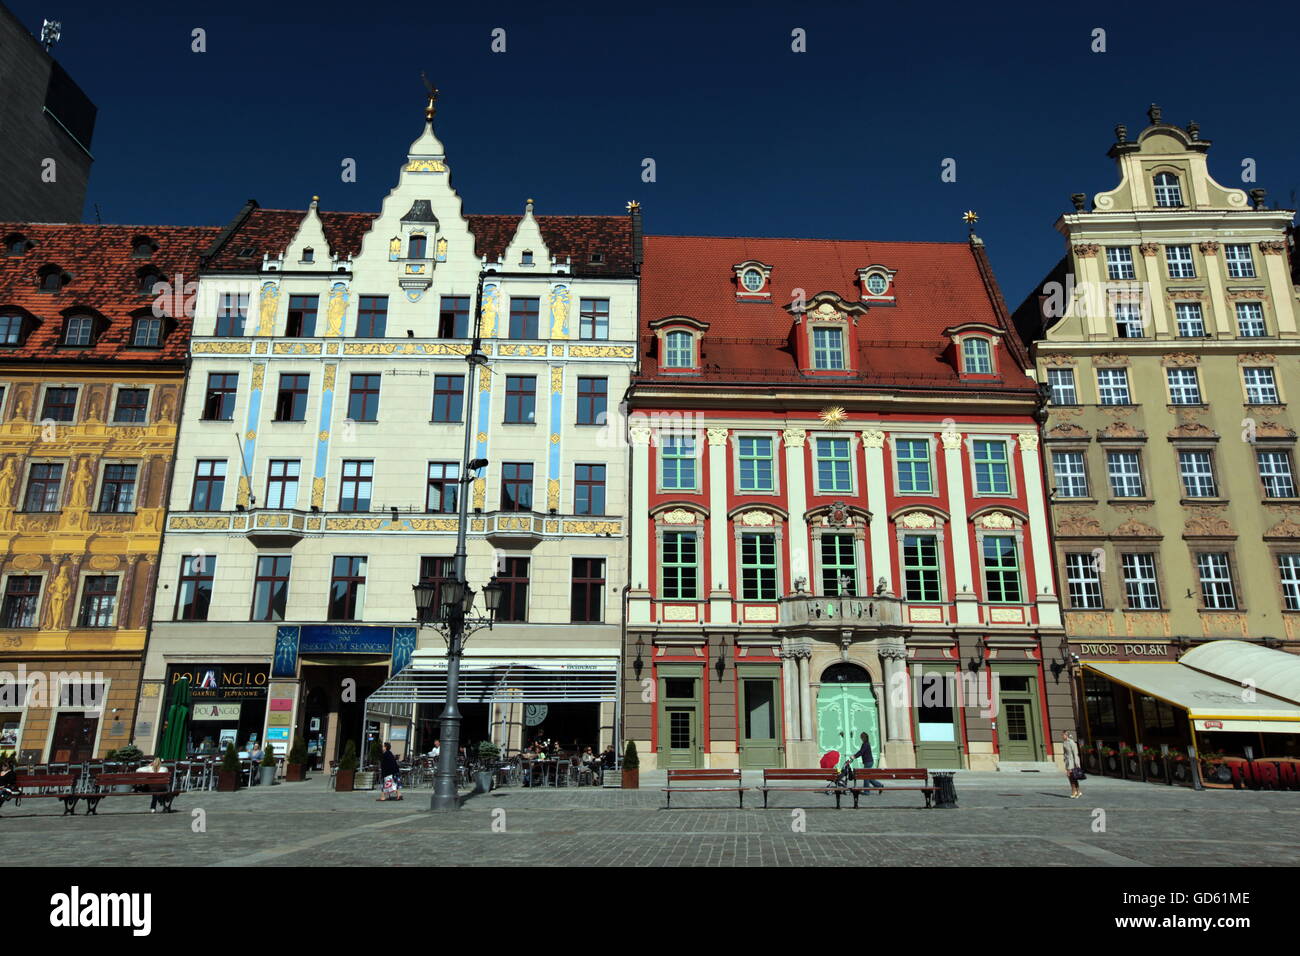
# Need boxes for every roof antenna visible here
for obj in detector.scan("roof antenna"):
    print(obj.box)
[40,19,61,52]
[93,203,102,225]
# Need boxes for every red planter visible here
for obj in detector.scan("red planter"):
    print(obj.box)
[217,769,240,792]
[621,769,639,789]
[335,769,356,792]
[285,763,306,782]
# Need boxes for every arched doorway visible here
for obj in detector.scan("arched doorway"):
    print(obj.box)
[816,663,880,766]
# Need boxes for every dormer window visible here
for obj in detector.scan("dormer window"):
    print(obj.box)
[39,265,67,293]
[665,330,694,368]
[5,233,28,256]
[740,268,764,292]
[856,265,898,298]
[947,323,1002,378]
[812,327,845,370]
[137,268,163,295]
[962,337,993,374]
[301,247,315,263]
[408,234,427,259]
[132,315,164,348]
[589,252,605,264]
[732,260,773,298]
[0,313,26,345]
[64,313,96,347]
[1153,171,1183,207]
[650,315,709,373]
[521,250,534,266]
[131,236,157,258]
[865,273,887,295]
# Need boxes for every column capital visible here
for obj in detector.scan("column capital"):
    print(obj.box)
[860,429,885,449]
[1017,432,1040,453]
[629,425,652,445]
[706,427,729,447]
[782,428,807,448]
[941,430,964,451]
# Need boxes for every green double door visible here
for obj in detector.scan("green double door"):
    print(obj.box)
[816,683,880,767]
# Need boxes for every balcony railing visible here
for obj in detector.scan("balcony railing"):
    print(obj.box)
[777,593,904,630]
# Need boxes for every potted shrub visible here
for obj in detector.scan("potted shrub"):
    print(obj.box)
[1102,745,1121,776]
[259,747,277,786]
[1199,750,1232,786]
[217,741,242,791]
[285,737,308,782]
[1170,750,1193,785]
[336,740,358,792]
[1119,743,1141,779]
[1141,745,1165,781]
[1082,744,1100,773]
[108,743,144,768]
[474,741,500,793]
[621,741,639,790]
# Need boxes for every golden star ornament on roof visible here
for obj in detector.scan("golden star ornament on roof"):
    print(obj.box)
[820,406,848,427]
[962,210,979,225]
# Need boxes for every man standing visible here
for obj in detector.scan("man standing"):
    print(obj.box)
[852,732,884,792]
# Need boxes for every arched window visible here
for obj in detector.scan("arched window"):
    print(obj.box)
[138,269,163,294]
[664,330,694,368]
[0,313,24,345]
[64,313,95,346]
[962,337,993,374]
[821,662,872,684]
[5,233,27,256]
[1153,172,1183,207]
[39,266,65,292]
[131,236,156,258]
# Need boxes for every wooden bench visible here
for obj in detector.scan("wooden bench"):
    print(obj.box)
[8,774,79,815]
[82,772,180,815]
[757,768,846,808]
[662,768,745,808]
[849,768,939,808]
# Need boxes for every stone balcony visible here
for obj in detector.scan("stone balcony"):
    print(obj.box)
[776,593,905,634]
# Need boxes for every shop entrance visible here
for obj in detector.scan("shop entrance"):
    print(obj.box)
[996,671,1045,762]
[656,666,702,769]
[520,702,597,753]
[816,663,879,766]
[739,667,782,768]
[49,713,98,763]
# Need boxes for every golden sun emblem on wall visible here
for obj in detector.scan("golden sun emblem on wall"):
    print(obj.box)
[820,406,848,427]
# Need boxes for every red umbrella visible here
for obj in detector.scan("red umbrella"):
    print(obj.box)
[819,750,840,770]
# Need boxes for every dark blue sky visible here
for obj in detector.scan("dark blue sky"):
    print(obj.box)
[14,0,1300,306]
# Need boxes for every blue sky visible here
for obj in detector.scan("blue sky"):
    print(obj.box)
[13,0,1300,306]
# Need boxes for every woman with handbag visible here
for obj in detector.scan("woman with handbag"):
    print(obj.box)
[1063,731,1083,798]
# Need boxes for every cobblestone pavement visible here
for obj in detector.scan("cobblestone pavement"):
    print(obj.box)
[4,771,1297,867]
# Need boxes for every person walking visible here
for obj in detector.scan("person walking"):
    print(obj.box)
[1063,731,1083,798]
[377,742,403,801]
[851,732,884,792]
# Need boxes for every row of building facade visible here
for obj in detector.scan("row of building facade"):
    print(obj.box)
[2,103,1298,771]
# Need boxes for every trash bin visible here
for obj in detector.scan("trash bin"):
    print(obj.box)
[932,771,958,808]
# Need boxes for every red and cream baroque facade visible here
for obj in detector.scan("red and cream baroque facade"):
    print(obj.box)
[623,234,1072,771]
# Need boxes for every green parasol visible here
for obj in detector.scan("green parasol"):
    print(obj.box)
[158,676,192,760]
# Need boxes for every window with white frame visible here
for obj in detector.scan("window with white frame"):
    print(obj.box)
[660,434,697,490]
[1243,367,1279,404]
[1196,552,1236,609]
[77,576,118,627]
[814,437,853,493]
[1278,553,1300,611]
[962,337,993,374]
[1174,303,1205,337]
[739,532,778,601]
[1114,302,1144,338]
[1257,450,1296,498]
[1166,367,1201,405]
[661,531,698,599]
[1225,244,1255,278]
[1107,451,1145,497]
[1064,552,1103,609]
[1105,247,1135,280]
[1097,368,1131,405]
[1153,172,1183,207]
[819,534,857,595]
[1165,245,1195,279]
[737,436,775,493]
[972,440,1011,495]
[1178,450,1218,497]
[1121,553,1160,610]
[902,534,942,602]
[895,439,933,494]
[664,330,694,368]
[1051,451,1089,498]
[981,535,1022,603]
[812,327,846,370]
[1236,302,1266,337]
[1047,367,1077,405]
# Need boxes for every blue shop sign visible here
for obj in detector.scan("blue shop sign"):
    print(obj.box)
[274,625,416,678]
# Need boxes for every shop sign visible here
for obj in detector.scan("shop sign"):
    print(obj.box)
[1073,641,1175,660]
[267,711,293,727]
[192,703,242,722]
[167,665,269,700]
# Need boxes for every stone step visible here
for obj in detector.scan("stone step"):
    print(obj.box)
[996,761,1060,773]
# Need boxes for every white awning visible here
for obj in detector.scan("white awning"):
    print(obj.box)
[366,651,619,705]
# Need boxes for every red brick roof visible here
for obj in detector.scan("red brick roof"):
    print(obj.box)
[202,207,634,277]
[0,222,219,364]
[637,235,1035,391]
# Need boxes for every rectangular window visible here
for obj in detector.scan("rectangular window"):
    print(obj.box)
[1178,450,1218,498]
[1097,368,1131,405]
[1106,451,1144,498]
[820,534,857,595]
[251,556,291,622]
[438,296,470,339]
[408,234,427,259]
[1047,368,1077,405]
[1258,451,1296,498]
[42,387,78,421]
[274,373,309,421]
[1236,302,1266,337]
[660,434,697,490]
[431,374,464,422]
[1196,552,1236,609]
[815,437,852,493]
[355,295,388,337]
[76,575,118,627]
[740,532,777,601]
[508,297,540,339]
[1114,302,1144,338]
[1064,553,1103,609]
[64,315,93,346]
[176,555,215,621]
[1244,367,1279,405]
[339,460,373,512]
[190,459,226,511]
[1051,451,1089,498]
[215,293,248,337]
[1279,554,1300,611]
[203,373,238,421]
[1105,246,1135,280]
[113,388,149,423]
[571,558,605,623]
[1165,245,1196,279]
[285,295,318,337]
[579,298,609,340]
[23,463,63,512]
[903,535,941,603]
[1121,553,1160,610]
[498,556,530,622]
[576,377,607,426]
[972,440,1011,495]
[265,459,300,509]
[1166,367,1201,405]
[895,439,933,494]
[418,556,455,620]
[1225,244,1255,278]
[97,463,137,513]
[982,535,1022,603]
[426,461,459,514]
[661,531,698,600]
[2,576,41,627]
[574,463,606,515]
[812,327,845,370]
[504,376,537,424]
[132,316,162,347]
[664,331,693,368]
[347,373,380,422]
[1175,303,1205,337]
[328,556,367,621]
[962,338,993,373]
[738,436,775,493]
[501,462,533,511]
